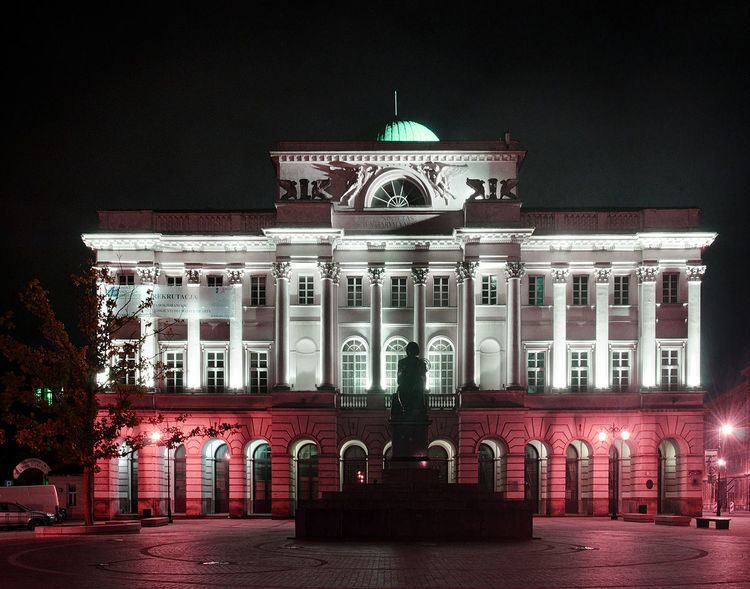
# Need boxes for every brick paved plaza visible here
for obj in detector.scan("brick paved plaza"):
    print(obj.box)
[1,517,749,589]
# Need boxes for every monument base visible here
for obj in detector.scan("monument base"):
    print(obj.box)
[295,469,533,541]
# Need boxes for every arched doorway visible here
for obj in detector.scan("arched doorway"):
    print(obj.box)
[658,439,679,514]
[341,444,368,487]
[609,445,619,516]
[565,440,592,515]
[202,440,230,515]
[117,446,138,515]
[294,442,319,512]
[173,445,186,514]
[525,441,549,514]
[428,441,455,483]
[478,440,507,494]
[251,443,272,514]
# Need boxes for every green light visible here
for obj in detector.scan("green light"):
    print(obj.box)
[34,387,53,406]
[377,120,439,142]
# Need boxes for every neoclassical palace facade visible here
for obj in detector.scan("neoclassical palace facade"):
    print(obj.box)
[84,122,715,519]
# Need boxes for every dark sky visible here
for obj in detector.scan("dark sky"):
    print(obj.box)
[1,2,748,393]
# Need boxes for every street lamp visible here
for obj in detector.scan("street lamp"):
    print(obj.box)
[598,423,631,521]
[149,430,172,524]
[716,423,733,517]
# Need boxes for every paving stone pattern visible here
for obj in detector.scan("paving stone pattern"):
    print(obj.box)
[2,516,750,588]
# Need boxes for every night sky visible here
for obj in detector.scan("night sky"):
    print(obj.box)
[1,3,748,394]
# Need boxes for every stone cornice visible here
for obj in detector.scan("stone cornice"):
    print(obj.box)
[522,232,716,252]
[271,152,522,163]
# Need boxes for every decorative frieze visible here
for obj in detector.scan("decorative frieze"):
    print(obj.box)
[318,261,341,283]
[551,267,570,283]
[185,268,202,285]
[594,267,612,284]
[411,266,430,285]
[504,261,526,280]
[270,261,292,283]
[636,264,659,283]
[686,263,707,282]
[455,261,479,283]
[367,266,386,285]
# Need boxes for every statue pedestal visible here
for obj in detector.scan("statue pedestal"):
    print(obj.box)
[389,417,430,470]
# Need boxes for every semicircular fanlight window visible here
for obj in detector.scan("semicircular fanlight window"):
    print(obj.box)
[371,178,426,208]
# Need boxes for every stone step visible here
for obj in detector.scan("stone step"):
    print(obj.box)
[141,517,170,527]
[654,515,692,526]
[622,512,654,523]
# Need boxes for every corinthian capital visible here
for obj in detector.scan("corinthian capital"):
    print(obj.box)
[504,261,526,280]
[318,261,341,283]
[636,264,658,284]
[136,265,159,284]
[225,268,245,285]
[551,266,569,283]
[594,267,612,284]
[455,261,479,283]
[686,263,706,282]
[185,268,202,285]
[367,266,386,285]
[411,266,430,285]
[271,261,292,283]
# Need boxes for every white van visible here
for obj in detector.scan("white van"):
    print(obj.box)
[0,486,61,520]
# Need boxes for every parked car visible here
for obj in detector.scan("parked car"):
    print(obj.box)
[0,502,55,530]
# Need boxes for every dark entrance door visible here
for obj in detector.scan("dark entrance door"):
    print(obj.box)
[428,445,449,483]
[174,445,186,514]
[129,451,139,514]
[296,443,319,508]
[342,445,367,486]
[524,444,540,514]
[565,445,579,514]
[609,446,619,516]
[252,443,272,514]
[214,444,230,514]
[478,443,495,492]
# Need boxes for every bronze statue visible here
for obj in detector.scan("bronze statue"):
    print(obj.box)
[390,341,428,419]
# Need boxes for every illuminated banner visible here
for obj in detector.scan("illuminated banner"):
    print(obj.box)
[106,285,235,319]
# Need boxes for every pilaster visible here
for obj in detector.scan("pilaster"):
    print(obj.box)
[637,263,658,388]
[551,266,569,389]
[272,261,292,390]
[367,266,385,393]
[594,265,611,389]
[505,261,525,387]
[318,261,340,390]
[456,261,479,390]
[686,262,705,388]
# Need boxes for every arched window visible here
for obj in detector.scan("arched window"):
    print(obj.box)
[658,439,680,514]
[478,440,507,494]
[428,338,455,395]
[385,338,408,395]
[295,443,319,509]
[342,339,367,395]
[117,444,138,515]
[428,445,450,483]
[371,178,426,208]
[383,443,393,471]
[341,444,368,487]
[202,439,230,515]
[251,443,272,514]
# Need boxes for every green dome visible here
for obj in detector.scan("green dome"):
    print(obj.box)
[376,120,439,142]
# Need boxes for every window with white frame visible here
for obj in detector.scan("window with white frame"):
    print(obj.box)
[613,275,629,305]
[116,346,137,385]
[660,348,681,390]
[662,272,679,304]
[298,275,314,305]
[570,350,589,392]
[205,350,225,392]
[481,275,497,305]
[250,276,266,306]
[391,277,407,308]
[118,274,135,286]
[164,349,184,392]
[528,275,544,306]
[385,338,408,395]
[347,276,363,307]
[433,276,449,307]
[248,350,268,394]
[611,350,631,391]
[341,339,367,394]
[207,275,223,288]
[572,275,589,305]
[428,339,455,395]
[526,350,546,393]
[167,275,183,287]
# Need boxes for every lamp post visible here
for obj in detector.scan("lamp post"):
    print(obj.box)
[716,424,733,517]
[598,423,631,521]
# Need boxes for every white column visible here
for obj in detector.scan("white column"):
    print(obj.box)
[272,261,291,390]
[185,268,202,390]
[594,266,611,389]
[637,263,658,388]
[318,261,340,390]
[456,261,479,390]
[505,261,525,387]
[367,266,385,393]
[137,266,159,390]
[412,266,429,354]
[686,263,706,388]
[226,268,245,391]
[551,266,569,389]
